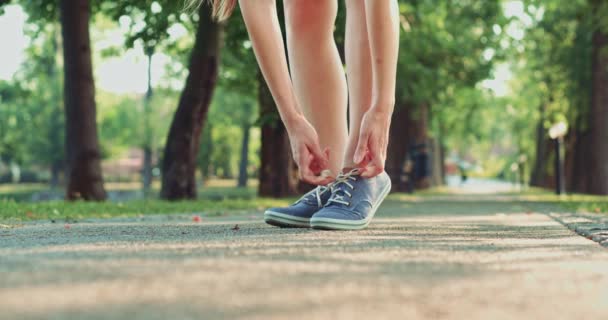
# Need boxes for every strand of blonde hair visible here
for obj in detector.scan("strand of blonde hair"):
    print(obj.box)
[184,0,236,21]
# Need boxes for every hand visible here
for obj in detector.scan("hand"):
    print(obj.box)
[353,109,392,178]
[287,116,333,185]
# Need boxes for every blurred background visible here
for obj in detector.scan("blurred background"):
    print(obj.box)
[0,0,606,206]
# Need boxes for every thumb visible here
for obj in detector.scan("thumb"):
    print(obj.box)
[353,132,369,164]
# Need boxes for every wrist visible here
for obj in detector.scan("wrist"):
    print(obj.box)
[283,112,306,132]
[369,97,395,114]
[368,104,393,119]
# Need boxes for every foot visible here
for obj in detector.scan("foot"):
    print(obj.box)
[264,185,332,228]
[310,168,391,230]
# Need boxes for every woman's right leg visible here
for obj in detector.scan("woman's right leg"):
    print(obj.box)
[283,0,348,176]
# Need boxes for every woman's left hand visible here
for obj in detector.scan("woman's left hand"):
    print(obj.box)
[353,108,392,178]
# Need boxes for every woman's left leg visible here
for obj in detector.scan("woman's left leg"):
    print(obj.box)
[263,0,348,228]
[284,0,348,175]
[309,0,399,230]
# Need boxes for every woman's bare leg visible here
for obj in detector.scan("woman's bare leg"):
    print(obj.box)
[364,0,399,111]
[343,0,373,168]
[284,0,348,176]
[352,0,400,176]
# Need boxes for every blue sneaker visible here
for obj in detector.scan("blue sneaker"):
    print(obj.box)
[310,168,391,230]
[264,185,332,228]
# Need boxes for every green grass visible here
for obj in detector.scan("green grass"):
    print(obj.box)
[0,181,292,224]
[0,197,292,224]
[559,199,608,214]
[0,181,605,225]
[389,187,608,214]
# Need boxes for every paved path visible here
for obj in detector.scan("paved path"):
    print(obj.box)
[1,196,608,320]
[445,176,517,194]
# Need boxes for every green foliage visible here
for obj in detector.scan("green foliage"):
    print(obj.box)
[197,87,260,179]
[0,22,63,171]
[2,0,605,193]
[396,0,506,105]
[97,89,178,158]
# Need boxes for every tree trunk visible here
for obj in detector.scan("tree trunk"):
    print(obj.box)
[385,102,432,191]
[60,0,106,201]
[411,103,431,189]
[258,71,299,197]
[530,103,550,188]
[564,114,593,193]
[438,132,447,185]
[588,23,608,194]
[199,123,213,183]
[237,122,250,188]
[430,138,444,186]
[160,4,222,200]
[386,104,412,192]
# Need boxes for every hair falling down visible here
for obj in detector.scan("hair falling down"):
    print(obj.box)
[185,0,237,21]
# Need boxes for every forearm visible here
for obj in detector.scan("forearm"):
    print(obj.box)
[364,0,400,115]
[238,0,304,129]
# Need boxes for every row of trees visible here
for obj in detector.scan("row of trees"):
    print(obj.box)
[0,0,606,200]
[1,0,291,200]
[515,0,608,194]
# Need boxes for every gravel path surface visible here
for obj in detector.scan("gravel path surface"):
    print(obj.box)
[1,197,608,320]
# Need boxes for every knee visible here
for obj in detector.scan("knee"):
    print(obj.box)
[284,0,336,39]
[345,0,365,13]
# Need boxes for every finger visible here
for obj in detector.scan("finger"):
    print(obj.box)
[299,151,332,185]
[361,142,385,178]
[371,138,385,172]
[312,147,332,173]
[299,164,316,184]
[353,131,370,164]
[301,169,333,185]
[308,144,329,172]
[360,163,384,178]
[298,148,312,174]
[355,150,371,175]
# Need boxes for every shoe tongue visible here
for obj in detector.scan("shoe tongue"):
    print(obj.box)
[326,179,353,208]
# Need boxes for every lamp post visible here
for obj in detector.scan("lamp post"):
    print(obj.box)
[548,122,568,195]
[510,162,519,189]
[518,154,527,190]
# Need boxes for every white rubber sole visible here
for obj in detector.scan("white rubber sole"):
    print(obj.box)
[264,211,310,228]
[310,181,392,231]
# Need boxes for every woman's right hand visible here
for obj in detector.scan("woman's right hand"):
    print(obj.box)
[287,115,333,185]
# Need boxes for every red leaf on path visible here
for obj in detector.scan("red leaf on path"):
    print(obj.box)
[232,224,240,231]
[64,224,71,230]
[192,215,202,223]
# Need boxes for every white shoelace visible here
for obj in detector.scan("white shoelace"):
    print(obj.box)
[297,185,331,208]
[327,168,361,206]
